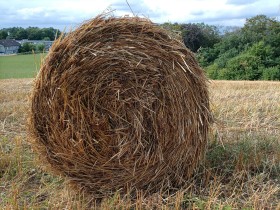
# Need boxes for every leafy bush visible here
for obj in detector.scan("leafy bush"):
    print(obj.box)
[18,43,36,53]
[215,48,239,68]
[225,54,262,80]
[36,44,45,52]
[205,64,219,79]
[198,15,280,80]
[261,67,280,80]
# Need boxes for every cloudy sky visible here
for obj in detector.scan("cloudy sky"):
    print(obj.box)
[1,0,279,29]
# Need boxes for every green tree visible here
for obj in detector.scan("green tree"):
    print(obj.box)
[181,23,220,52]
[225,54,262,80]
[197,23,221,49]
[201,15,280,80]
[0,27,61,41]
[18,42,36,53]
[42,37,51,41]
[26,27,42,40]
[261,67,280,80]
[198,30,242,67]
[242,15,278,44]
[181,23,203,52]
[4,27,19,39]
[37,44,45,52]
[0,30,8,39]
[15,28,28,39]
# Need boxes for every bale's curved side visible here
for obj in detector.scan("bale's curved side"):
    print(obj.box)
[29,16,210,197]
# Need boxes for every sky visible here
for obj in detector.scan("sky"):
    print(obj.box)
[1,0,279,30]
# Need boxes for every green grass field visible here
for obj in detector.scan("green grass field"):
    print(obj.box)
[0,53,46,79]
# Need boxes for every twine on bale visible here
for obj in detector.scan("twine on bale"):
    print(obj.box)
[29,15,211,198]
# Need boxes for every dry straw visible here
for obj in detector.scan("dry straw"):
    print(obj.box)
[29,15,211,198]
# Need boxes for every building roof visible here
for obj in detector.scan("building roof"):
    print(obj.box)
[0,39,21,47]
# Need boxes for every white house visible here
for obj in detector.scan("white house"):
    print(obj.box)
[0,39,21,54]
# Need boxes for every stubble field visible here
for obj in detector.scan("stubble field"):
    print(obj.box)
[0,79,279,209]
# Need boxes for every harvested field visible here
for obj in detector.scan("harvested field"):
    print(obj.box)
[1,79,279,209]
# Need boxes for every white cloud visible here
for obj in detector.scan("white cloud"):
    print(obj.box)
[0,0,279,29]
[17,7,45,19]
[227,0,257,5]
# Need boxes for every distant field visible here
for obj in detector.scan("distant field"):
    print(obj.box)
[0,53,46,79]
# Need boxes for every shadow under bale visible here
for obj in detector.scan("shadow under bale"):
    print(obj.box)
[29,15,211,198]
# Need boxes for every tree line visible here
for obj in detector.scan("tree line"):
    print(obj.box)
[163,15,280,80]
[0,27,61,41]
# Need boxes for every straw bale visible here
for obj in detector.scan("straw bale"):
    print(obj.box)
[29,15,210,198]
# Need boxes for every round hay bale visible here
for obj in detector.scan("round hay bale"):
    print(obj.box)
[29,15,210,197]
